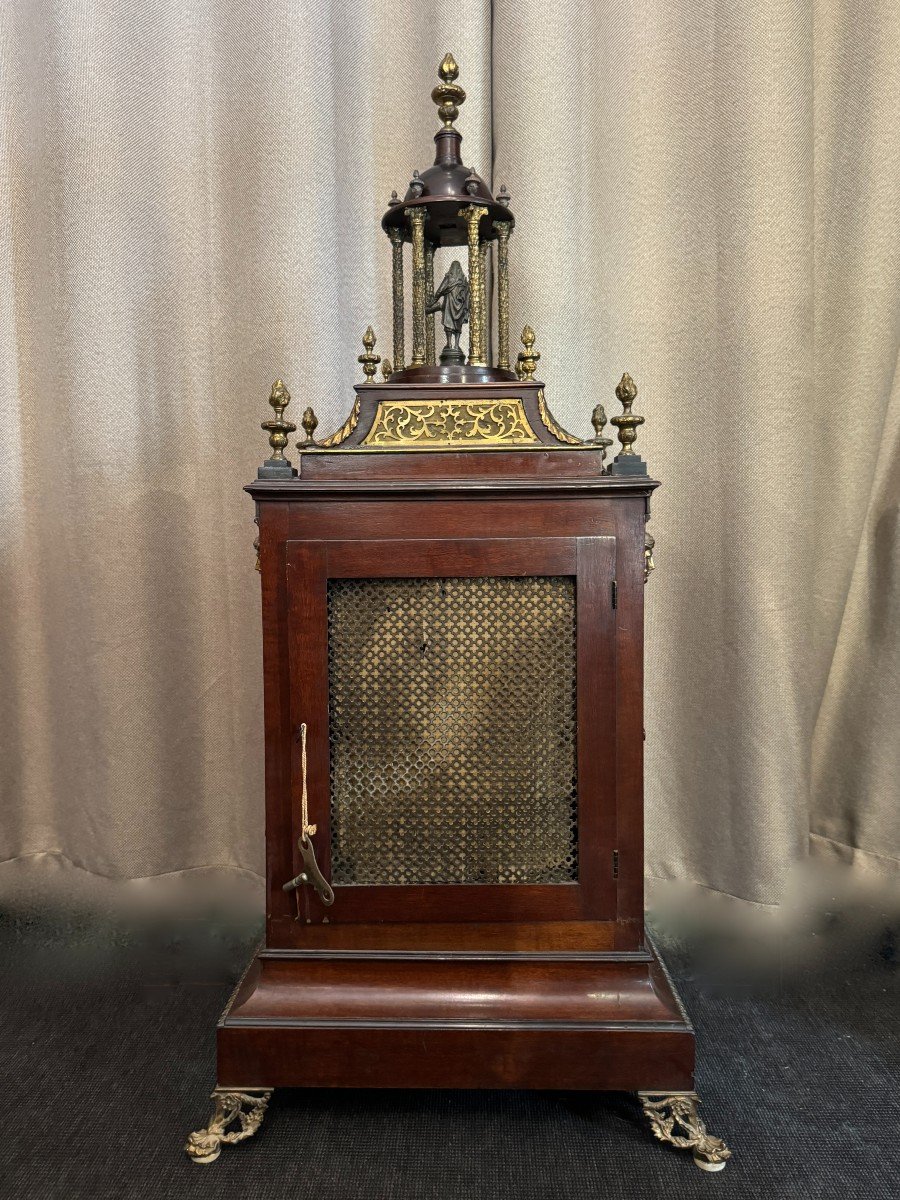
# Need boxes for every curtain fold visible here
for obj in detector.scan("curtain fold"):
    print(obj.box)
[1,1,897,904]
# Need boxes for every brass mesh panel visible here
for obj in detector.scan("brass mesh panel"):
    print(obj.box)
[327,576,577,886]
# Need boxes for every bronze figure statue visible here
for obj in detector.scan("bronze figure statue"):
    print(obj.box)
[427,260,469,363]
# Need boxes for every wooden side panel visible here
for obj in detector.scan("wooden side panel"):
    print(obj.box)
[614,498,648,945]
[284,542,331,915]
[258,502,294,935]
[575,536,617,918]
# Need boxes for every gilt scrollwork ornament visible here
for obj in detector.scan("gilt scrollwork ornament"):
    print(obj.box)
[363,398,539,448]
[638,1093,731,1172]
[185,1089,273,1164]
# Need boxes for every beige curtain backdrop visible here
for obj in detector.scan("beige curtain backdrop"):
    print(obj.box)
[1,1,898,908]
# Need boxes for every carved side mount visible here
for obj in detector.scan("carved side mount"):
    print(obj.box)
[185,1089,273,1164]
[638,1092,731,1172]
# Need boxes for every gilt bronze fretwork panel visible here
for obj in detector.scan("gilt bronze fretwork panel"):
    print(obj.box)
[327,576,578,886]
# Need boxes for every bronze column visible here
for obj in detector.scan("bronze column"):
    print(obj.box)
[480,239,491,364]
[424,241,436,365]
[388,228,405,371]
[408,208,427,366]
[460,205,488,366]
[493,220,511,371]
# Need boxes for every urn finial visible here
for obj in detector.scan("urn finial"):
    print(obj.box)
[611,373,643,455]
[591,403,614,469]
[432,53,466,130]
[298,407,318,449]
[257,379,297,478]
[358,326,381,383]
[608,373,649,476]
[516,326,540,381]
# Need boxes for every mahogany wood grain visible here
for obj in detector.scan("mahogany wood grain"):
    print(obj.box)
[230,958,677,1024]
[217,949,694,1092]
[236,438,676,1096]
[299,448,608,480]
[262,919,619,953]
[325,536,576,578]
[219,1026,694,1091]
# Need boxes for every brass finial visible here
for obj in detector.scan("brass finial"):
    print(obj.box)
[611,373,644,456]
[297,406,318,449]
[432,53,466,129]
[516,326,540,381]
[591,403,614,468]
[381,358,392,380]
[260,379,296,462]
[358,326,381,382]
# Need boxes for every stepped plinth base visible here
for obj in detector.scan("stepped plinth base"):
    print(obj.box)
[215,942,695,1092]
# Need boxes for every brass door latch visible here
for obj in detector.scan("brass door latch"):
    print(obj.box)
[281,722,335,906]
[282,833,335,906]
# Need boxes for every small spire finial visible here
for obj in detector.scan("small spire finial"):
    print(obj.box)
[432,53,466,129]
[297,407,318,449]
[358,326,381,383]
[381,358,392,381]
[591,403,614,469]
[516,326,540,381]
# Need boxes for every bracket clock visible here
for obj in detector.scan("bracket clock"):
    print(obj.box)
[186,54,731,1173]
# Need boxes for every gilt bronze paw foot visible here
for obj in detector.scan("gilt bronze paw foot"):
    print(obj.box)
[638,1091,731,1172]
[185,1089,273,1164]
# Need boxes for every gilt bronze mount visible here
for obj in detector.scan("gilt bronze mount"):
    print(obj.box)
[186,1090,272,1164]
[638,1093,732,1172]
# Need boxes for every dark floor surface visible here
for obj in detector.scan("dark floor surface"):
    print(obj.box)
[2,906,898,1200]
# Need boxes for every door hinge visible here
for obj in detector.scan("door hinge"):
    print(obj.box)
[611,580,618,609]
[612,850,620,879]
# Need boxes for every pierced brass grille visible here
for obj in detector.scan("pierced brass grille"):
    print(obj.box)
[327,576,578,886]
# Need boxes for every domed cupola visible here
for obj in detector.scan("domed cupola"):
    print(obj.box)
[380,54,515,382]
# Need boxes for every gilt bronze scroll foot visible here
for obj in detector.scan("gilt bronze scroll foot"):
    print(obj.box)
[638,1091,732,1172]
[185,1088,273,1164]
